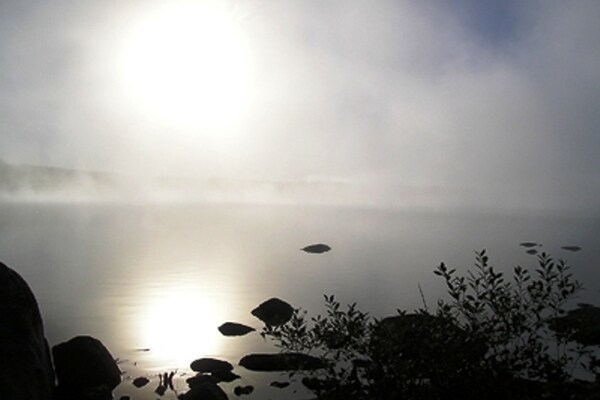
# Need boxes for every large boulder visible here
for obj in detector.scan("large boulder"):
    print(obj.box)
[251,298,294,326]
[0,262,54,400]
[52,335,121,399]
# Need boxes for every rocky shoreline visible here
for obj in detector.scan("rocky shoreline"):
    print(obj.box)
[0,261,318,400]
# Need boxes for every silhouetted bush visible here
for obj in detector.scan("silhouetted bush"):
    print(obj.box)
[256,250,600,399]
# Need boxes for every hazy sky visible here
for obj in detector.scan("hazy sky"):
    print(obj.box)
[1,1,599,212]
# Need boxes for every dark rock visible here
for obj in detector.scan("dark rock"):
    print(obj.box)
[190,358,233,373]
[519,242,538,248]
[239,353,326,372]
[251,298,294,326]
[212,369,240,383]
[301,243,331,254]
[181,381,228,400]
[526,249,538,255]
[155,384,167,396]
[52,335,121,397]
[218,322,255,336]
[270,381,290,388]
[561,245,582,252]
[187,373,218,388]
[132,376,150,388]
[119,396,131,400]
[0,262,54,400]
[234,385,254,396]
[549,304,600,346]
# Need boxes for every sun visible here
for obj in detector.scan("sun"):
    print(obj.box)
[116,1,253,129]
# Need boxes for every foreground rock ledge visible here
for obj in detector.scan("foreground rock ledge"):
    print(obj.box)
[0,261,54,400]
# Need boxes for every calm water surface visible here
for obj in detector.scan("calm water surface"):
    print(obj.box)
[1,203,598,399]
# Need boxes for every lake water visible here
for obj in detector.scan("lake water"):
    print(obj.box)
[1,202,598,399]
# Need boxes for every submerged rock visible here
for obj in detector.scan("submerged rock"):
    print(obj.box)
[561,246,582,252]
[301,243,331,254]
[0,262,55,400]
[190,358,233,373]
[52,335,121,399]
[270,381,290,389]
[239,353,325,372]
[251,298,294,326]
[526,249,538,255]
[218,322,255,336]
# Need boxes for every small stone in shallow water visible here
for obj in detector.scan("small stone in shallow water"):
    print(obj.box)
[519,242,538,248]
[526,249,538,255]
[301,243,331,253]
[562,246,582,252]
[234,385,254,396]
[132,376,150,388]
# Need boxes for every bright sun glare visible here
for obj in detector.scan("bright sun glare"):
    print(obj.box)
[137,286,226,368]
[117,1,252,129]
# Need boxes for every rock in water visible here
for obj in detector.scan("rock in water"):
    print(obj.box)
[239,353,325,371]
[519,242,538,248]
[0,262,55,400]
[52,335,121,398]
[234,385,254,395]
[251,298,294,326]
[190,358,233,373]
[301,243,331,254]
[132,376,150,388]
[218,322,255,336]
[561,246,582,252]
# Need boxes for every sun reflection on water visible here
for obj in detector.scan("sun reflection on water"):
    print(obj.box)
[133,283,229,369]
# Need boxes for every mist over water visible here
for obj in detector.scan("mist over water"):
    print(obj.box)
[2,202,598,359]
